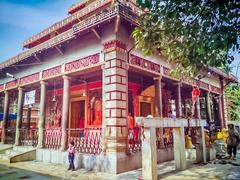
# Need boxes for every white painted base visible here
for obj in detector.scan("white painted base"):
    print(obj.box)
[36,148,174,174]
[185,149,196,160]
[196,146,216,163]
[206,148,216,161]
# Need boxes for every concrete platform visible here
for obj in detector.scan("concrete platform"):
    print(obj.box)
[36,148,174,174]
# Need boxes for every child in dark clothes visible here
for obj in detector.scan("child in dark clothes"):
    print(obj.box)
[68,141,75,171]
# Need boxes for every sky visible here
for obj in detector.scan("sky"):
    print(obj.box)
[0,0,239,80]
[0,0,77,60]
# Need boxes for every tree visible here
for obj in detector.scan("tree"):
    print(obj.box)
[133,0,240,78]
[225,83,240,121]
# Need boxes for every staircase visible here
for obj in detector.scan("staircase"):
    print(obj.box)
[0,146,36,163]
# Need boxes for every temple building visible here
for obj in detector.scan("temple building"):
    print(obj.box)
[0,0,237,173]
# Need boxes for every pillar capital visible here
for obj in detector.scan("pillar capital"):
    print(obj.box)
[153,75,162,81]
[18,87,23,91]
[40,80,48,86]
[4,90,8,94]
[103,40,127,53]
[62,75,71,80]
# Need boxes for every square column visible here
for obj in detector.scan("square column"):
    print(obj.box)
[206,91,212,123]
[196,97,201,119]
[218,95,224,128]
[1,91,9,144]
[142,127,157,180]
[102,40,128,155]
[15,87,24,146]
[37,81,47,148]
[176,82,182,118]
[154,76,163,118]
[60,75,71,150]
[173,126,186,170]
[154,76,164,148]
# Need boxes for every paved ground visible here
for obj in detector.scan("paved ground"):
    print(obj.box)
[0,153,240,180]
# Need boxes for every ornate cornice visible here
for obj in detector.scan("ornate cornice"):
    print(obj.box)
[0,2,141,70]
[23,0,113,48]
[103,40,127,53]
[65,53,100,73]
[129,54,160,73]
[0,84,4,91]
[42,66,62,79]
[19,73,40,86]
[5,80,18,90]
[0,53,101,92]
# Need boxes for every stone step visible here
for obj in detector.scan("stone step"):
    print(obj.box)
[0,154,10,162]
[13,146,35,152]
[5,149,21,157]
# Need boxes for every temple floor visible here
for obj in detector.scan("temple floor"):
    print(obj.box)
[0,153,240,180]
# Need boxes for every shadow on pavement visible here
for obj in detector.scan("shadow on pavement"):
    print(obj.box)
[0,164,64,180]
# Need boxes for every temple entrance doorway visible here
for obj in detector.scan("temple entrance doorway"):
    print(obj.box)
[140,102,152,117]
[70,98,85,129]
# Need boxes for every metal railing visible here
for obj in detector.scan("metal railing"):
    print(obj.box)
[67,128,102,154]
[5,128,16,144]
[128,127,142,153]
[19,128,38,147]
[44,128,62,150]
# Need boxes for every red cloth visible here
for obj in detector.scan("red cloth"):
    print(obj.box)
[128,115,135,128]
[192,87,201,105]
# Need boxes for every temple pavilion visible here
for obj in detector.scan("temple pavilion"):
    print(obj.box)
[0,0,237,173]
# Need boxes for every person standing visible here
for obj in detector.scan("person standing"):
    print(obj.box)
[227,124,239,160]
[68,141,76,170]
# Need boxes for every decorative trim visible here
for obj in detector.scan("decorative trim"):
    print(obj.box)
[130,54,160,73]
[198,81,209,90]
[5,80,18,89]
[42,66,61,79]
[0,84,4,91]
[163,66,170,76]
[210,85,221,94]
[103,40,127,53]
[19,73,40,85]
[65,53,100,73]
[23,0,113,48]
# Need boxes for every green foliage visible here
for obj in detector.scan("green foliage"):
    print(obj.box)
[225,83,240,121]
[133,0,239,78]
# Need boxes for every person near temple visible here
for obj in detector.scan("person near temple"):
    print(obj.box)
[227,124,239,160]
[67,141,76,171]
[128,113,135,152]
[168,110,176,118]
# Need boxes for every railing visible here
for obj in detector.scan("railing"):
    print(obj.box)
[67,128,102,154]
[44,128,62,150]
[19,128,38,147]
[23,0,113,47]
[128,127,142,153]
[5,128,16,144]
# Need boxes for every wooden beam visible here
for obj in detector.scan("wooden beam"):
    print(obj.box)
[115,15,120,33]
[55,46,64,55]
[33,54,41,63]
[14,66,19,71]
[91,28,101,40]
[55,30,59,35]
